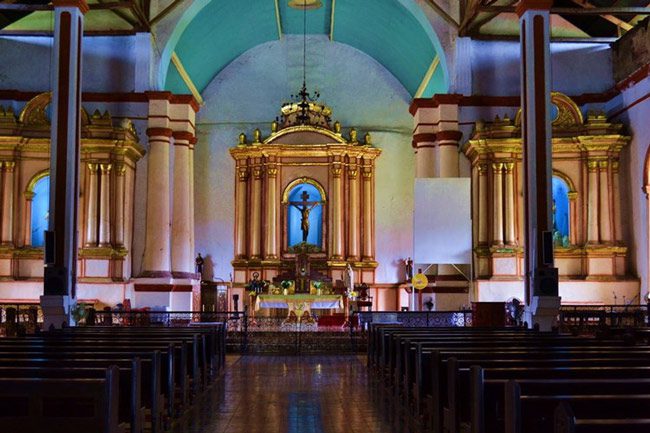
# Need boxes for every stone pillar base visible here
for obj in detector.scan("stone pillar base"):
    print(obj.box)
[524,295,561,332]
[40,295,74,330]
[132,279,201,311]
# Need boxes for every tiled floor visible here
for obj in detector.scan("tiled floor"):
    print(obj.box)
[172,355,406,433]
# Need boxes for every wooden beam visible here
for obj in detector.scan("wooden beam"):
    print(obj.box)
[130,0,151,31]
[0,2,134,11]
[329,0,336,41]
[150,0,184,26]
[471,34,617,43]
[94,0,141,29]
[425,0,460,29]
[462,0,518,36]
[274,0,282,39]
[478,6,650,15]
[414,55,440,98]
[0,29,138,36]
[171,51,204,106]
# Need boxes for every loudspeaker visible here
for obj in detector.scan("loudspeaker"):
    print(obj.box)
[44,230,55,265]
[534,267,558,297]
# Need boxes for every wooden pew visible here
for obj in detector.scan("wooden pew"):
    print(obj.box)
[0,366,122,433]
[554,401,650,433]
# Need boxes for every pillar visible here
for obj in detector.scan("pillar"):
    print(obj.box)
[413,133,436,178]
[504,162,517,245]
[24,191,34,246]
[477,164,489,245]
[598,160,612,243]
[436,131,461,178]
[250,166,263,259]
[587,159,600,243]
[492,162,504,246]
[142,127,172,275]
[98,163,111,246]
[41,0,88,329]
[518,0,559,328]
[235,164,249,259]
[331,163,344,260]
[114,163,126,247]
[568,191,578,245]
[1,161,15,245]
[362,166,374,260]
[84,163,98,246]
[264,164,278,260]
[171,132,193,274]
[611,159,623,242]
[348,164,360,260]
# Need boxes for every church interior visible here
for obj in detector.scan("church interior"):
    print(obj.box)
[0,0,649,432]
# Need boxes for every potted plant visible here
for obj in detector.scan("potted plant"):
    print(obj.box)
[281,280,292,296]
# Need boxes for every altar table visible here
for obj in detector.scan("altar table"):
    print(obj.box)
[255,294,343,312]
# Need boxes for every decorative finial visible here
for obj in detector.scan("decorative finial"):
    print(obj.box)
[253,129,261,144]
[349,128,358,143]
[334,121,341,134]
[364,132,372,145]
[271,121,278,133]
[238,133,247,146]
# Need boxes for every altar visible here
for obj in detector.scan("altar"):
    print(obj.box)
[255,294,343,313]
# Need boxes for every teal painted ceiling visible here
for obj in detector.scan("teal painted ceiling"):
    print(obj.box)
[163,0,447,98]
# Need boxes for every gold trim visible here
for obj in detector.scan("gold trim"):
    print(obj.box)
[263,125,347,145]
[25,169,49,194]
[552,169,577,193]
[329,0,336,40]
[281,177,327,204]
[414,55,440,99]
[274,0,283,39]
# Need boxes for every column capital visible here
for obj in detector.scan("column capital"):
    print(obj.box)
[587,159,600,171]
[568,191,578,201]
[252,167,264,180]
[146,127,173,138]
[87,162,98,173]
[362,168,373,180]
[348,167,359,179]
[436,130,463,143]
[516,0,553,17]
[504,162,515,173]
[412,132,437,148]
[611,159,620,173]
[24,191,35,201]
[52,0,89,14]
[492,162,504,172]
[267,165,278,178]
[172,130,194,144]
[598,160,609,170]
[331,164,343,178]
[237,167,249,181]
[115,163,127,176]
[99,163,112,174]
[477,163,488,175]
[3,161,15,172]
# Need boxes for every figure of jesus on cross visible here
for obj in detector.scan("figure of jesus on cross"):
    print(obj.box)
[290,190,320,243]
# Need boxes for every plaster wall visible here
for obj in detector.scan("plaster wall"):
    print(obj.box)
[607,77,650,301]
[0,35,138,93]
[191,37,417,285]
[469,40,614,96]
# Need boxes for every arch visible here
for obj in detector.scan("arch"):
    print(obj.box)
[19,92,90,127]
[159,0,448,97]
[282,177,327,204]
[26,169,50,194]
[283,179,326,248]
[28,172,50,248]
[552,168,577,194]
[552,175,571,246]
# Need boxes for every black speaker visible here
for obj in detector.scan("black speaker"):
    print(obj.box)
[44,230,55,265]
[542,231,554,265]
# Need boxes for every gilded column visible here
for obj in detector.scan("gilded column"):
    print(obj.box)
[250,166,263,259]
[1,161,15,245]
[504,162,516,245]
[598,160,612,243]
[235,164,249,259]
[611,159,623,242]
[586,159,599,243]
[348,164,360,260]
[24,191,34,246]
[98,163,112,246]
[84,163,98,246]
[492,162,504,245]
[264,164,278,260]
[362,167,374,260]
[172,133,193,274]
[477,163,489,245]
[142,128,172,275]
[568,191,578,245]
[114,163,126,247]
[331,163,344,260]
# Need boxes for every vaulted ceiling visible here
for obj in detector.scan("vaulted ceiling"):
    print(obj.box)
[160,0,449,98]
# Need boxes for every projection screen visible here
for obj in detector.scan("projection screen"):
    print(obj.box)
[413,178,472,264]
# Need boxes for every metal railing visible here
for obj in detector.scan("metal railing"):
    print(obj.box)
[559,304,650,333]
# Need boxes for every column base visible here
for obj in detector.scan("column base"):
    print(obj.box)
[132,278,200,311]
[40,295,74,330]
[524,295,561,332]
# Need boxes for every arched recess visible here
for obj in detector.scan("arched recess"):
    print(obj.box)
[159,0,449,98]
[282,177,327,250]
[644,146,650,301]
[25,169,50,247]
[552,169,577,246]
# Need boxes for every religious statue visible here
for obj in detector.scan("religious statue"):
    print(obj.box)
[291,190,320,243]
[349,128,358,143]
[404,257,414,282]
[364,132,372,145]
[195,253,205,278]
[345,263,354,292]
[334,121,341,134]
[253,128,262,143]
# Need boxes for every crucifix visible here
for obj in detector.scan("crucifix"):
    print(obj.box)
[290,190,320,243]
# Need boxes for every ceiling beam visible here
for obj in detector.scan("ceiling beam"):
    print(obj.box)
[478,6,650,15]
[150,0,184,26]
[462,0,518,36]
[0,29,137,36]
[171,51,204,105]
[471,34,617,43]
[329,0,336,41]
[568,0,633,31]
[0,2,135,11]
[274,0,282,39]
[130,0,151,31]
[414,55,440,99]
[425,0,459,29]
[95,0,141,29]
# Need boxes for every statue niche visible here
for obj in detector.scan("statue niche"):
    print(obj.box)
[286,180,324,248]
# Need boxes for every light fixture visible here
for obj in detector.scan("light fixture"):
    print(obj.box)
[288,0,323,10]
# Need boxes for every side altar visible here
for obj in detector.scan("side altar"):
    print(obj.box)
[229,98,381,305]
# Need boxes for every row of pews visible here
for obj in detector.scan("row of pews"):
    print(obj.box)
[368,325,650,433]
[0,324,226,433]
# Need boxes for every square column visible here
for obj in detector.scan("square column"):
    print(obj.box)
[518,0,560,330]
[41,0,88,329]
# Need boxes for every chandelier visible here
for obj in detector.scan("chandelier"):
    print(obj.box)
[278,0,332,129]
